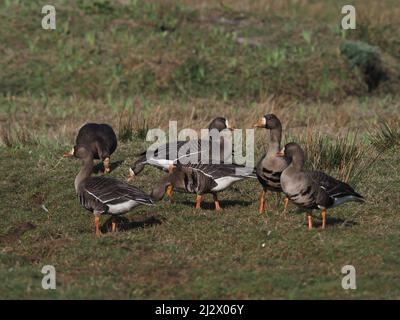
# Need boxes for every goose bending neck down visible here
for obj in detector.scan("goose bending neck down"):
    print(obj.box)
[128,117,235,181]
[73,146,154,236]
[152,162,256,211]
[277,142,364,229]
[64,123,117,174]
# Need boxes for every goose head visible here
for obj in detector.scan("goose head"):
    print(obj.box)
[253,114,281,129]
[208,117,234,131]
[277,142,305,168]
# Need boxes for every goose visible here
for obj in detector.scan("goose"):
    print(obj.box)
[253,114,289,214]
[73,146,154,236]
[128,117,234,181]
[64,123,117,174]
[152,162,256,211]
[277,142,364,229]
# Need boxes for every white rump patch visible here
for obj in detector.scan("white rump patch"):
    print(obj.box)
[147,157,173,170]
[211,176,244,192]
[107,200,140,214]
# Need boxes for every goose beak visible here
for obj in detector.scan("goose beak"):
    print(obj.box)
[63,148,74,158]
[127,168,135,182]
[253,118,266,128]
[225,119,234,131]
[276,149,285,157]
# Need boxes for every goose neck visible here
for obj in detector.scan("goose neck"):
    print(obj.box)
[75,156,94,192]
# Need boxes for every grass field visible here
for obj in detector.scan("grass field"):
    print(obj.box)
[1,0,400,299]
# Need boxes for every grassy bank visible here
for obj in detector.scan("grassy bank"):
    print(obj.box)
[1,0,400,299]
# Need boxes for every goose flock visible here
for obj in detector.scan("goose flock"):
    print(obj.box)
[64,115,364,236]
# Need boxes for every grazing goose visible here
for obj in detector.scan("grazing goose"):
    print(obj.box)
[64,123,117,174]
[253,114,289,214]
[73,146,154,236]
[153,162,256,211]
[277,143,364,229]
[128,117,234,181]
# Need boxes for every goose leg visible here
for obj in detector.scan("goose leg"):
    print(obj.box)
[321,209,326,229]
[103,157,110,174]
[259,190,266,214]
[213,194,222,211]
[94,213,101,236]
[112,217,117,233]
[166,185,174,198]
[283,197,289,214]
[195,195,202,209]
[166,165,174,198]
[307,212,313,230]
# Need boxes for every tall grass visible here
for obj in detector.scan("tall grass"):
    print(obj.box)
[285,129,380,185]
[118,112,150,142]
[1,122,38,148]
[368,121,400,153]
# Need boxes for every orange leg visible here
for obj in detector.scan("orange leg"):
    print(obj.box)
[283,196,289,214]
[112,217,117,233]
[103,157,110,174]
[195,195,202,209]
[213,194,222,211]
[307,212,313,230]
[321,208,326,229]
[95,214,101,236]
[259,190,266,214]
[166,185,174,198]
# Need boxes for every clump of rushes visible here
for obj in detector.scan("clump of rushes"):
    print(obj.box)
[118,112,149,142]
[286,130,370,185]
[1,122,37,148]
[118,112,134,142]
[368,121,400,153]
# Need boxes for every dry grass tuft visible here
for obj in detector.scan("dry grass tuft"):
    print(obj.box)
[368,121,400,153]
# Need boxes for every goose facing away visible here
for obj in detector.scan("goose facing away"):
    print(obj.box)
[64,123,117,174]
[73,146,154,236]
[128,117,234,181]
[277,142,364,229]
[152,162,256,211]
[253,114,289,214]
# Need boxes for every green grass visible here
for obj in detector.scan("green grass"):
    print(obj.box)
[1,137,400,299]
[1,0,400,299]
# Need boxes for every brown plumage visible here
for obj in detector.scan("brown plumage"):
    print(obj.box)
[128,117,234,179]
[151,162,256,211]
[73,146,153,236]
[254,114,289,214]
[64,123,117,173]
[279,142,364,229]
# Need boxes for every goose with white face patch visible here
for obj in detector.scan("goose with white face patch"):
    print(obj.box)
[253,114,289,215]
[277,142,364,229]
[73,146,154,236]
[151,162,256,211]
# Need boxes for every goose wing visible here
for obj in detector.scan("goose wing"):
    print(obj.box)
[309,171,364,200]
[179,162,256,179]
[83,176,154,205]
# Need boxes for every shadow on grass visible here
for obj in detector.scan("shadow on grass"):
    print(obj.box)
[93,160,124,174]
[180,199,253,210]
[308,217,358,228]
[101,215,162,233]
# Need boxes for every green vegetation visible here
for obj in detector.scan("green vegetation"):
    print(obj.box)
[1,0,400,299]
